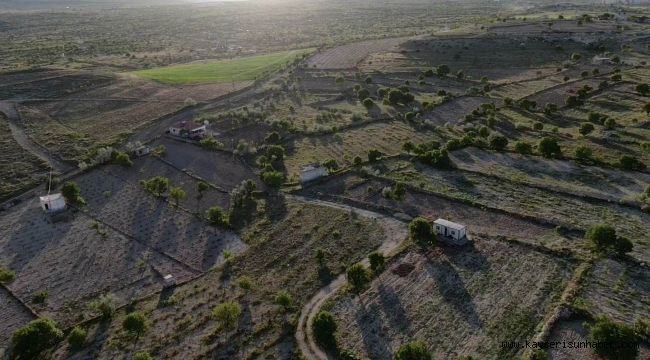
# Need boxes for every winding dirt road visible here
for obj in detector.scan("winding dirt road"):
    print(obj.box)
[289,195,408,360]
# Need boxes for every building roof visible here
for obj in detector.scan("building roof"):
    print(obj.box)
[39,193,64,202]
[434,218,466,231]
[171,121,205,130]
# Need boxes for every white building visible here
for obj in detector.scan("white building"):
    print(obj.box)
[133,145,150,157]
[39,193,66,213]
[169,121,207,139]
[299,163,327,183]
[434,218,467,241]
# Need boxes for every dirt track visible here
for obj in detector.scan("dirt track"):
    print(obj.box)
[290,195,408,360]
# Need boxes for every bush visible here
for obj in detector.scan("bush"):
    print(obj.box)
[346,263,370,291]
[514,141,532,155]
[636,83,649,96]
[418,149,451,169]
[566,95,583,107]
[199,136,224,151]
[393,341,432,360]
[393,182,406,200]
[619,155,646,171]
[11,318,63,359]
[169,186,186,207]
[538,137,562,158]
[212,301,242,333]
[312,311,337,350]
[436,64,450,77]
[90,293,119,319]
[362,98,374,108]
[67,326,87,351]
[369,251,385,272]
[488,133,508,151]
[113,151,133,167]
[409,217,434,245]
[206,206,230,227]
[133,352,153,360]
[123,312,148,337]
[574,146,593,162]
[368,149,383,162]
[322,159,339,172]
[275,290,293,310]
[589,317,638,360]
[61,181,85,206]
[579,123,595,136]
[32,291,49,304]
[586,224,633,255]
[261,170,285,187]
[0,267,16,283]
[139,176,169,197]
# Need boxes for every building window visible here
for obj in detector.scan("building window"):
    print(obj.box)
[451,231,455,235]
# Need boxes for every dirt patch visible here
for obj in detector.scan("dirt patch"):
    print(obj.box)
[306,37,410,69]
[0,286,36,346]
[422,96,496,126]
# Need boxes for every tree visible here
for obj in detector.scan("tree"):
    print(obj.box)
[357,88,370,100]
[266,145,285,162]
[574,146,593,162]
[61,181,85,206]
[199,136,224,151]
[369,251,385,272]
[238,276,253,291]
[123,312,148,338]
[418,149,451,169]
[212,301,242,333]
[335,76,344,84]
[394,341,432,360]
[139,176,169,197]
[636,83,649,96]
[388,89,403,104]
[90,293,119,319]
[571,52,582,62]
[264,131,281,144]
[0,267,16,283]
[586,224,633,256]
[275,290,293,310]
[409,217,434,245]
[565,95,583,107]
[368,149,383,162]
[436,64,450,77]
[197,181,210,197]
[538,137,562,158]
[488,134,508,151]
[229,179,257,223]
[644,102,650,115]
[206,206,229,227]
[402,141,416,154]
[514,141,532,155]
[589,317,638,360]
[322,159,339,173]
[113,151,133,167]
[67,326,86,351]
[261,170,285,187]
[353,156,363,167]
[579,122,595,136]
[312,311,337,350]
[346,263,370,291]
[133,352,153,360]
[362,98,374,108]
[169,186,186,207]
[619,155,646,171]
[393,182,406,200]
[11,318,64,359]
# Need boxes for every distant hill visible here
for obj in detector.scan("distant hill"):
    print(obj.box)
[0,0,190,11]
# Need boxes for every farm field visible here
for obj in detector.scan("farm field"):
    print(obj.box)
[132,49,313,85]
[306,37,410,70]
[330,240,575,360]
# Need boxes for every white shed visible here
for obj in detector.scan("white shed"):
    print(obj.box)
[39,193,66,213]
[434,218,467,241]
[299,163,327,183]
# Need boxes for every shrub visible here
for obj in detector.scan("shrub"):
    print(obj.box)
[533,122,544,131]
[488,134,508,151]
[261,170,285,187]
[436,64,450,77]
[393,182,406,200]
[357,88,370,100]
[368,149,383,162]
[275,290,293,310]
[112,151,133,167]
[212,301,242,333]
[538,137,562,158]
[619,155,646,171]
[133,352,153,360]
[346,263,370,291]
[322,159,339,172]
[589,317,638,360]
[152,144,166,157]
[388,89,403,104]
[206,206,230,227]
[574,146,593,162]
[565,95,583,107]
[409,217,434,245]
[32,291,49,304]
[362,98,374,108]
[0,267,16,283]
[266,144,285,162]
[123,312,148,337]
[579,122,595,136]
[369,251,385,272]
[61,181,85,206]
[139,176,169,197]
[11,318,63,359]
[636,83,649,96]
[237,276,253,291]
[514,141,532,155]
[199,136,224,151]
[169,186,186,207]
[265,131,281,144]
[604,118,616,130]
[419,149,451,169]
[90,293,119,319]
[393,341,432,360]
[586,224,633,255]
[67,326,87,351]
[312,311,337,350]
[402,141,416,154]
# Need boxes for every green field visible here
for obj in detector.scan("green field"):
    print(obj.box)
[131,49,313,84]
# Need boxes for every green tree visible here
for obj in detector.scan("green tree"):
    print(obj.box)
[403,141,416,154]
[312,311,337,350]
[436,64,450,77]
[61,181,85,206]
[369,251,385,272]
[169,186,186,207]
[488,134,508,151]
[133,351,153,360]
[619,155,646,171]
[123,312,148,338]
[264,131,281,144]
[206,206,229,227]
[394,341,432,360]
[586,224,633,256]
[362,98,374,108]
[388,89,403,104]
[574,146,593,162]
[579,122,595,136]
[357,88,370,100]
[261,170,285,187]
[368,149,383,162]
[90,293,119,319]
[0,267,16,283]
[393,182,407,200]
[197,181,210,197]
[571,52,582,61]
[11,318,64,359]
[212,301,242,333]
[409,217,434,245]
[67,326,87,351]
[514,141,532,155]
[139,176,169,197]
[644,102,650,115]
[275,290,293,310]
[636,83,649,96]
[589,317,638,360]
[346,263,370,291]
[113,151,133,167]
[538,137,562,158]
[322,159,339,172]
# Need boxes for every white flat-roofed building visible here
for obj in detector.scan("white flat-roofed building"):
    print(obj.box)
[39,193,66,213]
[434,218,467,241]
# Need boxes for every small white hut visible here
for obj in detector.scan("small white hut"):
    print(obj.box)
[299,163,327,183]
[434,218,467,241]
[39,193,66,213]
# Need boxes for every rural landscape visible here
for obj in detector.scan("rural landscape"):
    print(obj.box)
[1,0,650,359]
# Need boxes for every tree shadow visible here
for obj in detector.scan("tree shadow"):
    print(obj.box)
[376,283,412,336]
[356,301,393,360]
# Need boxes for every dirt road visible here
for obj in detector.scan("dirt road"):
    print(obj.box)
[289,195,408,360]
